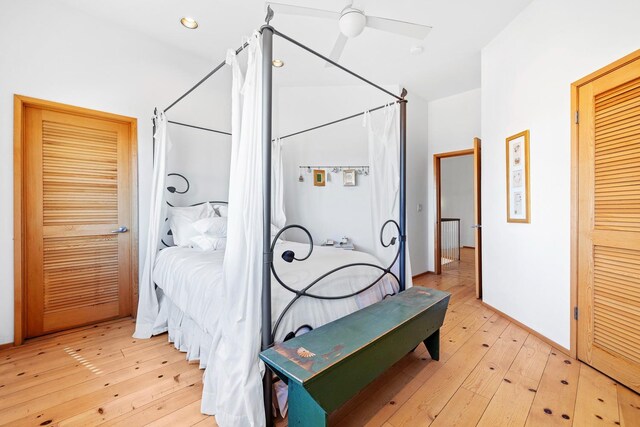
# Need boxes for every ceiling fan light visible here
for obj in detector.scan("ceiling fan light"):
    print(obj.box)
[339,10,366,38]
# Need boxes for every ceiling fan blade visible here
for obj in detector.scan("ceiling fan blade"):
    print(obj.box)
[325,33,348,67]
[366,15,432,39]
[349,0,369,11]
[267,2,340,20]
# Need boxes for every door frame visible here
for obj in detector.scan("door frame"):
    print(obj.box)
[473,137,482,299]
[13,95,139,345]
[570,49,640,359]
[433,147,476,274]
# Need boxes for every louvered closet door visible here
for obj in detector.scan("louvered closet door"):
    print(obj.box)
[24,107,132,337]
[577,56,640,392]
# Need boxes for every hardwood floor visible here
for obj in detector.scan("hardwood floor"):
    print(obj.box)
[333,249,640,427]
[0,247,638,426]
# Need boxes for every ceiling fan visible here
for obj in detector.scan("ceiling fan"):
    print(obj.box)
[266,1,432,64]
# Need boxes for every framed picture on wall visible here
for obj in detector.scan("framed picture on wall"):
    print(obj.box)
[506,130,530,223]
[313,169,326,187]
[343,169,356,186]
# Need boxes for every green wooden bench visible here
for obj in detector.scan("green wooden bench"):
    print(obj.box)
[259,286,450,426]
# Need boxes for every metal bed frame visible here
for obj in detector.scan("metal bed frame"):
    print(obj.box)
[153,13,407,425]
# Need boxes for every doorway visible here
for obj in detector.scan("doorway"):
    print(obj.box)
[572,50,640,392]
[434,138,482,298]
[14,95,138,344]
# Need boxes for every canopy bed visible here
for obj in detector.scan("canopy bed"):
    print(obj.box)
[134,11,423,426]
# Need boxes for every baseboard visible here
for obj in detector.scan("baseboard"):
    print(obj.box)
[0,342,14,351]
[462,246,475,249]
[481,301,572,356]
[412,271,434,280]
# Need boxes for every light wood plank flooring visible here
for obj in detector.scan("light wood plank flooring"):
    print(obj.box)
[1,248,638,426]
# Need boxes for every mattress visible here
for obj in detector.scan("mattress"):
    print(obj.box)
[152,241,398,343]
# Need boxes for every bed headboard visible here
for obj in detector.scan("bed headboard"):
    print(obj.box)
[161,173,228,248]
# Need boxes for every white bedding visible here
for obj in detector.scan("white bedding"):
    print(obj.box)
[152,241,398,343]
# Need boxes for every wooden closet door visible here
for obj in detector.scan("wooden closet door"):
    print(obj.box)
[24,107,132,337]
[577,56,640,392]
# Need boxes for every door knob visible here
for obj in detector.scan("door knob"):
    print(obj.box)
[471,224,482,229]
[111,226,129,233]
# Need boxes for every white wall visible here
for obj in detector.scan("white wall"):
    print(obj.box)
[165,126,232,207]
[426,89,481,271]
[481,0,640,348]
[406,92,430,275]
[0,1,227,344]
[278,85,430,274]
[441,155,475,247]
[278,85,384,254]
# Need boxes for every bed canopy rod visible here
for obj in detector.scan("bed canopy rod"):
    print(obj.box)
[164,42,250,113]
[278,101,399,141]
[269,27,403,102]
[165,100,400,141]
[162,25,404,114]
[167,120,232,136]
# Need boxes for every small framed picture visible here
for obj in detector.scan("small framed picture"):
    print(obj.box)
[506,130,530,223]
[313,169,326,187]
[343,169,356,186]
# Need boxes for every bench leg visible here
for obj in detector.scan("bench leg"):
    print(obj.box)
[424,328,441,361]
[287,382,328,427]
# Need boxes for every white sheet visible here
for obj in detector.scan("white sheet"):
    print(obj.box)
[134,112,171,338]
[205,34,265,425]
[152,241,398,343]
[364,104,413,286]
[272,138,286,230]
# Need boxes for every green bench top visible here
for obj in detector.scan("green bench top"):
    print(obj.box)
[260,286,450,386]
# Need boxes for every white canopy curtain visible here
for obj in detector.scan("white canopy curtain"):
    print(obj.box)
[202,32,266,426]
[364,104,413,286]
[272,138,286,230]
[134,112,172,339]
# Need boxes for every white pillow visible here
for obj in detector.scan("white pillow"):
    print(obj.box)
[193,216,227,237]
[189,217,228,251]
[169,203,216,247]
[171,203,213,221]
[190,235,227,251]
[213,204,228,217]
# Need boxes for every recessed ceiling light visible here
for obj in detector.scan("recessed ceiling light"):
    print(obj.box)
[272,59,285,68]
[410,46,424,55]
[180,17,198,29]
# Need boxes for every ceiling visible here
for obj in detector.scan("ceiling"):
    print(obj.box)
[58,0,532,101]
